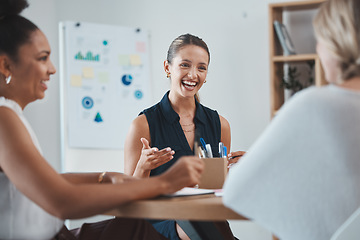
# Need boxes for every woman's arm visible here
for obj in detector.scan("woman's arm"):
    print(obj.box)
[0,107,203,220]
[124,114,151,177]
[124,115,174,178]
[220,115,231,153]
[61,172,134,184]
[220,115,246,167]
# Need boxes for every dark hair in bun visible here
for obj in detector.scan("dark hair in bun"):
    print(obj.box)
[0,0,39,62]
[0,0,29,18]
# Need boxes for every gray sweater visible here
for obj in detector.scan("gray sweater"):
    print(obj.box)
[223,85,360,240]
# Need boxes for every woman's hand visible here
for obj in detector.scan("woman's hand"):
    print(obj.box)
[227,151,246,168]
[103,172,139,184]
[134,138,175,176]
[159,156,204,194]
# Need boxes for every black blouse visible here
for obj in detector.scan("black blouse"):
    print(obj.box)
[141,91,221,176]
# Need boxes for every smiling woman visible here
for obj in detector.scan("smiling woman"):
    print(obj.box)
[1,29,56,108]
[0,1,205,239]
[124,34,238,240]
[167,44,209,100]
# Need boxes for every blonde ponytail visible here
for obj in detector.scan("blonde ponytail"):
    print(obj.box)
[314,0,360,82]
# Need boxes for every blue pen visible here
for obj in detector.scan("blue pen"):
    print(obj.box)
[200,138,207,152]
[219,142,224,157]
[223,146,227,158]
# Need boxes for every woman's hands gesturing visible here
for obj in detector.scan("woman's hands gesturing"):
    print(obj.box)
[133,138,175,178]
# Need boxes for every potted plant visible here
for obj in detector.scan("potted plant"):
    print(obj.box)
[280,61,315,100]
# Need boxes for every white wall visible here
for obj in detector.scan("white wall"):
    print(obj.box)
[21,0,317,239]
[23,0,277,171]
[22,0,60,169]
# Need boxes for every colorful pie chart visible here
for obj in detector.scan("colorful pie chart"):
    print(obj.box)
[122,74,133,86]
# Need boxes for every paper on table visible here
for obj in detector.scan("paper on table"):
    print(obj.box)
[164,187,215,197]
[214,189,224,197]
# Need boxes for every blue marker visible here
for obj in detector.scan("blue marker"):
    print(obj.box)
[223,146,227,158]
[200,138,207,152]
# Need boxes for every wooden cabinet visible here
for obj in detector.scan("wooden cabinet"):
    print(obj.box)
[269,0,326,118]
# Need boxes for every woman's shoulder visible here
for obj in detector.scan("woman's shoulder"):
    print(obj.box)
[280,86,333,111]
[198,102,218,113]
[197,102,220,122]
[290,85,344,102]
[131,114,148,128]
[219,115,229,127]
[142,92,170,115]
[0,97,22,114]
[141,97,165,117]
[0,104,22,127]
[290,86,322,101]
[142,102,160,114]
[284,85,356,113]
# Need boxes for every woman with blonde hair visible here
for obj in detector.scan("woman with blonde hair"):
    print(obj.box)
[223,0,360,239]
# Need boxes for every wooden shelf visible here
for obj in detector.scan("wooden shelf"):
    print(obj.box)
[269,0,325,10]
[272,53,317,62]
[269,1,326,118]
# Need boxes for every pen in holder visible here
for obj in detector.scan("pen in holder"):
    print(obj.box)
[205,144,213,158]
[194,129,203,158]
[194,140,200,157]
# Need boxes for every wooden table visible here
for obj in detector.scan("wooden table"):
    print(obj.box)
[105,194,246,221]
[105,194,279,240]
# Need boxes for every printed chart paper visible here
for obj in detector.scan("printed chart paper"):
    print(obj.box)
[63,21,151,149]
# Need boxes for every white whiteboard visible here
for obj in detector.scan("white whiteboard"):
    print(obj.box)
[59,21,152,172]
[61,21,151,149]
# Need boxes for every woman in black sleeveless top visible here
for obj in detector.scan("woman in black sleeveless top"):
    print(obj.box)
[142,90,222,177]
[124,34,243,240]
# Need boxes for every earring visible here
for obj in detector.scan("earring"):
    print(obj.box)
[5,75,11,84]
[204,80,207,83]
[166,72,171,78]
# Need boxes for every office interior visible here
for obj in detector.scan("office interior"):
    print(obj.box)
[22,0,318,239]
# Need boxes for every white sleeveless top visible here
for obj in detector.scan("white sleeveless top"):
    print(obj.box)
[0,97,63,240]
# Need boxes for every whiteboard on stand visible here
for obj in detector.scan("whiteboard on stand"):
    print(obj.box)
[59,21,152,173]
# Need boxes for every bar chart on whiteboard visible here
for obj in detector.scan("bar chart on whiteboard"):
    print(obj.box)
[61,21,152,149]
